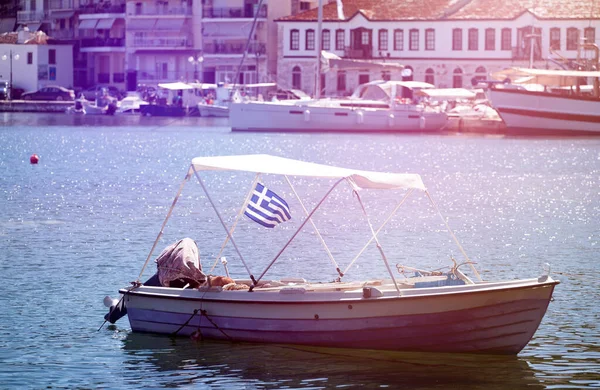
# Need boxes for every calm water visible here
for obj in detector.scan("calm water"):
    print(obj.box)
[0,113,598,389]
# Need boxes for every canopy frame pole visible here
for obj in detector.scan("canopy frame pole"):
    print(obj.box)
[209,173,261,273]
[136,169,191,282]
[425,190,481,282]
[284,176,343,279]
[192,166,256,283]
[251,178,344,290]
[350,181,402,296]
[342,188,414,276]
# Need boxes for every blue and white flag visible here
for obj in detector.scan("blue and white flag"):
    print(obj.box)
[244,183,291,228]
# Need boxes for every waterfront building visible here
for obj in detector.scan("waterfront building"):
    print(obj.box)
[0,29,74,93]
[276,0,599,96]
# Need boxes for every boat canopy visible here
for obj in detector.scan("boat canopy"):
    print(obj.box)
[321,50,404,72]
[190,154,425,191]
[416,88,477,100]
[491,67,600,86]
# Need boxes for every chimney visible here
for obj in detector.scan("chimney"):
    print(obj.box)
[17,25,30,44]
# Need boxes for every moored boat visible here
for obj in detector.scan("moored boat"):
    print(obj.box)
[104,154,558,354]
[486,67,600,136]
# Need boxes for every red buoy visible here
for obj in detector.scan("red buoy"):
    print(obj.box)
[30,154,39,164]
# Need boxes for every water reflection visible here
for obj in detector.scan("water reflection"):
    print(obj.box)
[121,332,543,389]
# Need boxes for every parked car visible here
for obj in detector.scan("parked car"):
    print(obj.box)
[21,86,75,101]
[80,85,124,101]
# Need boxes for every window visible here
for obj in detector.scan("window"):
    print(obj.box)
[290,29,299,50]
[292,65,301,89]
[378,29,388,51]
[550,28,560,50]
[567,27,579,50]
[453,68,463,88]
[322,29,330,50]
[468,28,478,50]
[305,29,315,50]
[381,70,391,81]
[501,28,511,50]
[27,52,33,64]
[584,27,595,43]
[409,29,419,51]
[394,29,403,50]
[337,70,346,92]
[473,66,486,86]
[425,68,434,85]
[452,29,462,50]
[359,73,370,85]
[335,29,344,50]
[425,28,434,50]
[485,28,495,50]
[320,73,326,94]
[49,49,56,64]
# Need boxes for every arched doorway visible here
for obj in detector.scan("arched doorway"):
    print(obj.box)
[471,66,486,86]
[453,68,463,88]
[402,65,414,81]
[425,68,435,85]
[292,66,302,90]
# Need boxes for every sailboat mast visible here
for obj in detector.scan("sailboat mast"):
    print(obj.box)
[315,0,323,99]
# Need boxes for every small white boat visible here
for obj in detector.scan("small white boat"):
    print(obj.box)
[486,67,600,136]
[66,96,117,115]
[104,154,558,355]
[230,81,448,133]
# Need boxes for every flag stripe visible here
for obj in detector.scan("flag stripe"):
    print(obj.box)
[244,182,291,228]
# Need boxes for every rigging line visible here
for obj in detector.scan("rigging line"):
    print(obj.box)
[137,170,191,282]
[209,173,261,273]
[192,166,256,283]
[231,0,265,90]
[351,181,402,296]
[251,178,345,289]
[284,176,343,277]
[424,190,481,282]
[342,188,414,276]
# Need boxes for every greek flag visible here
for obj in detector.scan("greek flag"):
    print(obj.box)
[244,183,291,228]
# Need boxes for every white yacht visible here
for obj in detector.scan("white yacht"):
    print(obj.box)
[230,80,448,133]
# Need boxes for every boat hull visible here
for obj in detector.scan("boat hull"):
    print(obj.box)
[486,88,600,136]
[230,101,447,133]
[198,104,229,117]
[121,278,557,355]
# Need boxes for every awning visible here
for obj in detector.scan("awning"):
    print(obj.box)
[189,154,426,191]
[79,19,99,29]
[23,22,42,31]
[0,17,16,33]
[127,18,157,30]
[321,50,404,72]
[51,11,74,19]
[96,18,116,29]
[154,18,184,31]
[158,82,195,90]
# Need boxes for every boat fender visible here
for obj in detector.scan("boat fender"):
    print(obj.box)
[304,109,310,122]
[356,110,364,124]
[30,154,39,164]
[419,116,426,130]
[388,113,395,127]
[103,295,127,324]
[362,287,384,298]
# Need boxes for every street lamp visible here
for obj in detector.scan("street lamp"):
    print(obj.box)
[188,54,203,82]
[1,50,20,101]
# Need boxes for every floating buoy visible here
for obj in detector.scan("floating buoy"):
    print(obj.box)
[30,154,39,164]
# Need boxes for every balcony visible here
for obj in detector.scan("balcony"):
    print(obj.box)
[132,6,191,16]
[203,42,266,55]
[344,46,373,59]
[49,0,74,10]
[137,70,189,82]
[49,28,76,39]
[79,2,125,14]
[81,37,125,47]
[17,10,47,22]
[132,36,192,48]
[202,5,267,19]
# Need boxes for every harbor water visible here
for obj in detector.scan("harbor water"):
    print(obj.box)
[0,113,598,389]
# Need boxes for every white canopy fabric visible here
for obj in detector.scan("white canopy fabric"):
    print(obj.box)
[96,18,116,30]
[491,67,600,86]
[158,82,195,90]
[417,88,477,100]
[321,51,404,72]
[78,19,98,29]
[190,154,426,190]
